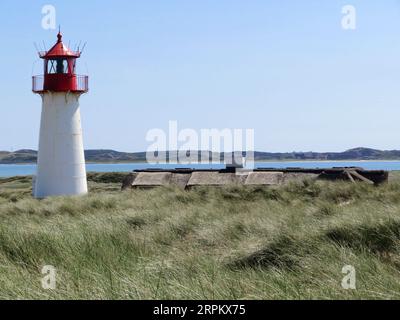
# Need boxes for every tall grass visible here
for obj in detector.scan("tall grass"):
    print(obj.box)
[0,172,400,299]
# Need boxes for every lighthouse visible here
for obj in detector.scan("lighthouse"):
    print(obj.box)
[32,32,89,198]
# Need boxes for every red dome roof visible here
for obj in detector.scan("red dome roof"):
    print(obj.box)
[39,32,80,59]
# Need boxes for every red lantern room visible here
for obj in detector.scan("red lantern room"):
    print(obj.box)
[32,32,88,94]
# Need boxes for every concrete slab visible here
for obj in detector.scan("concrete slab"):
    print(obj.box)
[121,173,138,190]
[170,173,192,188]
[187,172,241,186]
[283,173,319,184]
[245,172,283,185]
[132,172,172,187]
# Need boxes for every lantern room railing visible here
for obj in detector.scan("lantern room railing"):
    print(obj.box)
[32,75,89,93]
[75,75,89,92]
[32,75,44,93]
[38,50,81,58]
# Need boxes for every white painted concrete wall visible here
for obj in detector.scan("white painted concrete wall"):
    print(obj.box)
[34,92,87,198]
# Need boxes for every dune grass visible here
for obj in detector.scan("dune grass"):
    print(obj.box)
[0,172,400,299]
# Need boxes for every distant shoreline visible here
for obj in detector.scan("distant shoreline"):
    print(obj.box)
[2,159,400,166]
[2,148,400,164]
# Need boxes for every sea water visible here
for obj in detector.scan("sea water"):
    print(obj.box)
[1,161,400,178]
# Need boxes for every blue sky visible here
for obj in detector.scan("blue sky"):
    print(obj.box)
[0,0,399,152]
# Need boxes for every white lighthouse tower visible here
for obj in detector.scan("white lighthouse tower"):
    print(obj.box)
[32,32,89,198]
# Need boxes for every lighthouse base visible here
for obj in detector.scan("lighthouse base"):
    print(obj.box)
[34,92,87,198]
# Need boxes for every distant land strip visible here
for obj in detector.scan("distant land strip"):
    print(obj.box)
[1,148,400,164]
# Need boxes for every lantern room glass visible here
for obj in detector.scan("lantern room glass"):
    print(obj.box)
[46,58,76,75]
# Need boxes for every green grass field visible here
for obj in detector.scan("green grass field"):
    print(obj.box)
[0,172,400,299]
